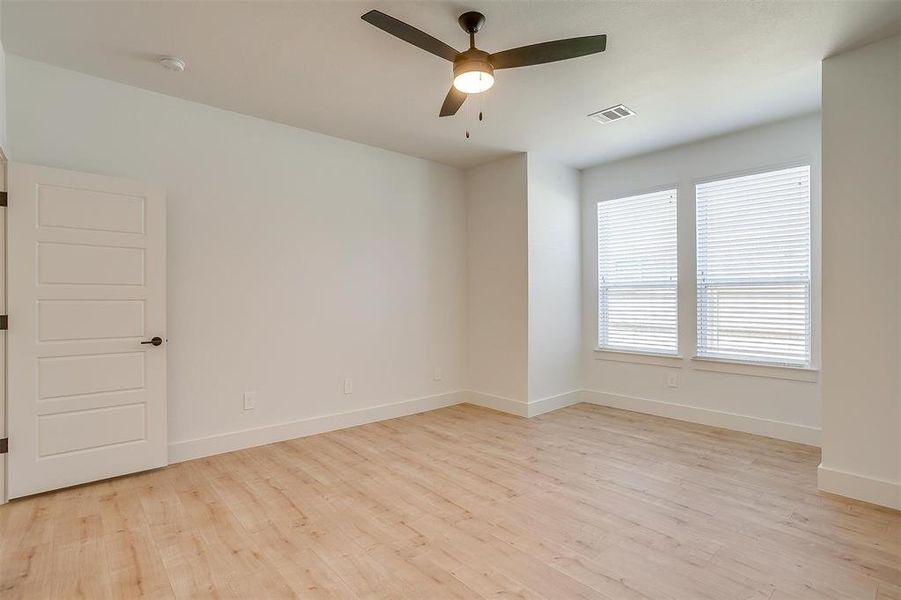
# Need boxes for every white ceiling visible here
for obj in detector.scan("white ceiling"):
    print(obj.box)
[3,1,900,169]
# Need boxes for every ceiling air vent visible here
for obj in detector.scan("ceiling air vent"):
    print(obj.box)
[588,104,635,124]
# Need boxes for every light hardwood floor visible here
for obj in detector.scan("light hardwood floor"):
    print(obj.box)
[1,403,899,599]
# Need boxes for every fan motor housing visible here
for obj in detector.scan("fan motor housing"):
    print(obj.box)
[453,48,494,79]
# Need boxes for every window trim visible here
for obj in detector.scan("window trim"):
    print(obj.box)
[596,186,680,356]
[690,356,818,382]
[693,161,816,369]
[593,348,684,367]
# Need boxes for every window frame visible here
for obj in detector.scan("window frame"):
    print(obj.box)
[595,186,680,357]
[693,162,815,369]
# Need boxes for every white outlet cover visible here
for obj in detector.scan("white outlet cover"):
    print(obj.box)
[243,391,256,410]
[433,368,442,381]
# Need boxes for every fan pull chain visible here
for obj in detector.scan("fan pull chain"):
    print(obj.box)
[466,95,486,139]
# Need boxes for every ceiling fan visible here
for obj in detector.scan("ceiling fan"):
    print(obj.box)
[361,10,607,117]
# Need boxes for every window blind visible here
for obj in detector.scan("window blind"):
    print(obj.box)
[597,189,678,354]
[696,165,811,366]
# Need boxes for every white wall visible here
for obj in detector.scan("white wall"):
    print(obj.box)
[527,156,581,407]
[6,56,467,461]
[820,35,901,509]
[465,154,529,412]
[581,114,822,445]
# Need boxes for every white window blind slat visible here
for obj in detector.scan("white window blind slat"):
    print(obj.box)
[598,189,678,355]
[696,165,811,366]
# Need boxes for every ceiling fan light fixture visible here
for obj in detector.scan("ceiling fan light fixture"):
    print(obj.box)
[453,70,494,94]
[453,49,494,94]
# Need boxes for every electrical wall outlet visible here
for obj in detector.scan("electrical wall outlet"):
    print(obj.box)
[433,367,442,382]
[243,391,256,410]
[344,378,353,395]
[666,373,678,389]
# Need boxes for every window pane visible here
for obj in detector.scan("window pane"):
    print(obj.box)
[598,189,678,354]
[696,165,811,366]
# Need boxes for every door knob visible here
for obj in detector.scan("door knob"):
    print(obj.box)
[141,336,164,346]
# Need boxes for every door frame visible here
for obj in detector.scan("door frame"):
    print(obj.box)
[1,146,8,505]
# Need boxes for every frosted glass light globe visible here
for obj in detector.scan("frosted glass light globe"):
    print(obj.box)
[453,70,495,94]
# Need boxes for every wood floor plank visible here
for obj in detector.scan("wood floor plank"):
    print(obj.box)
[2,403,899,599]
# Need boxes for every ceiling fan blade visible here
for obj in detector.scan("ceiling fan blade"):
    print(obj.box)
[489,34,607,70]
[439,86,467,117]
[361,10,459,62]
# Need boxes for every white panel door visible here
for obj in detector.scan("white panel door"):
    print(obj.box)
[7,163,166,498]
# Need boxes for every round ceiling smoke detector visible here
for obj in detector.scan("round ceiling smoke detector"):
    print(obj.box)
[158,56,186,72]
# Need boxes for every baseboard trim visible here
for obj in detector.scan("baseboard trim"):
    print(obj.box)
[528,390,584,417]
[583,390,821,446]
[168,388,824,467]
[818,464,901,510]
[168,390,465,463]
[465,391,529,416]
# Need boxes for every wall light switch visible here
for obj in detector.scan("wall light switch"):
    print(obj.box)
[243,391,256,410]
[344,378,353,395]
[667,373,678,389]
[433,367,442,381]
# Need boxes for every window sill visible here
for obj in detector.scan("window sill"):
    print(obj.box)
[594,349,684,367]
[690,357,818,382]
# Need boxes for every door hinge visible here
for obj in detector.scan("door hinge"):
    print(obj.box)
[0,439,7,454]
[0,315,7,330]
[0,191,6,207]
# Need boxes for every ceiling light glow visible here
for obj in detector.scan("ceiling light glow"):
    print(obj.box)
[453,70,495,94]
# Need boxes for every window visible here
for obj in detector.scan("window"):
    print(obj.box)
[696,165,811,366]
[598,189,678,354]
